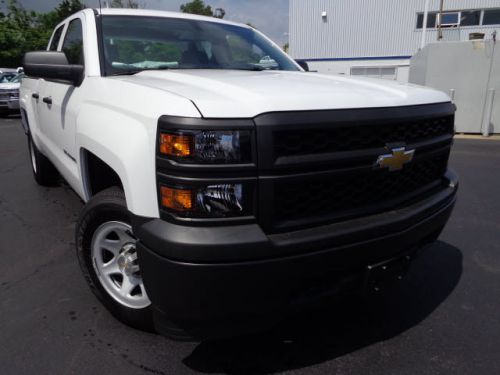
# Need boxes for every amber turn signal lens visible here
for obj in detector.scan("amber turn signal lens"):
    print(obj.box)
[159,133,193,157]
[160,186,194,211]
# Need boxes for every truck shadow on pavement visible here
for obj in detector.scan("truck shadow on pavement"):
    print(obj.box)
[183,241,462,374]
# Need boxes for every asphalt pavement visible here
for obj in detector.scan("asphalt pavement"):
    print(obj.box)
[1,115,499,375]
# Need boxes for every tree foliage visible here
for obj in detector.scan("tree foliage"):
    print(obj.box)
[0,0,225,68]
[180,0,225,19]
[214,8,225,19]
[0,0,85,67]
[111,0,143,8]
[56,0,85,19]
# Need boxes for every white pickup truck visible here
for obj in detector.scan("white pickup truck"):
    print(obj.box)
[20,8,458,339]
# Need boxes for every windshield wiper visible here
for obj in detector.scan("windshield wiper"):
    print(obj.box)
[111,70,142,76]
[227,64,266,71]
[238,66,266,71]
[111,66,172,76]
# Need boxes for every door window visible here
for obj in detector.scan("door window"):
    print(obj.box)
[62,18,84,65]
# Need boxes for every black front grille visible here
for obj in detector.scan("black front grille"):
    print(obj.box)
[274,115,454,158]
[255,103,456,232]
[273,152,449,226]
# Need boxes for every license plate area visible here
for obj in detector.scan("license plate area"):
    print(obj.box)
[364,253,412,294]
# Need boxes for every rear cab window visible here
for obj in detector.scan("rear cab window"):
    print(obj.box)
[48,25,65,51]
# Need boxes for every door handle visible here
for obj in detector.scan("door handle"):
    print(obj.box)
[42,96,52,105]
[32,93,39,100]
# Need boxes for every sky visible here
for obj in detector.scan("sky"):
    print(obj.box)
[8,0,290,46]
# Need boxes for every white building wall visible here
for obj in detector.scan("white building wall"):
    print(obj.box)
[307,59,411,82]
[290,0,500,61]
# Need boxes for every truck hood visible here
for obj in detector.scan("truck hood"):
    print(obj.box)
[0,82,20,90]
[116,70,450,118]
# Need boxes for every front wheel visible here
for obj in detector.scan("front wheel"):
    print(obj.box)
[76,187,155,332]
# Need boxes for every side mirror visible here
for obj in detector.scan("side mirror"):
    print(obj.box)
[23,51,84,87]
[295,59,309,72]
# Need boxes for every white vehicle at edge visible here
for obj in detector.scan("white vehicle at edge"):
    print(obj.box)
[0,74,23,114]
[20,8,457,339]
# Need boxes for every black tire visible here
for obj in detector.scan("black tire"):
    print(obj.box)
[76,187,155,332]
[27,133,59,186]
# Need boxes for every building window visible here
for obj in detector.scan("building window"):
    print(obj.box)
[438,12,460,27]
[416,12,437,29]
[460,10,481,26]
[416,8,500,29]
[350,66,397,80]
[483,9,500,25]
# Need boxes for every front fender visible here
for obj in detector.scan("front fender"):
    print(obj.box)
[77,104,160,218]
[75,76,202,218]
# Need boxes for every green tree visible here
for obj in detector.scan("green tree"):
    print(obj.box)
[111,0,143,8]
[0,0,85,67]
[213,8,225,19]
[0,0,46,67]
[180,0,225,19]
[55,0,85,21]
[38,0,84,32]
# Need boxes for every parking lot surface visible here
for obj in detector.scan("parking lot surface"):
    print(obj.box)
[1,116,499,375]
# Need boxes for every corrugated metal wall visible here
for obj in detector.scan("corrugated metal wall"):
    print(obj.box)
[290,0,500,59]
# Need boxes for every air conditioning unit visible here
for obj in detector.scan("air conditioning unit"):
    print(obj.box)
[469,33,485,40]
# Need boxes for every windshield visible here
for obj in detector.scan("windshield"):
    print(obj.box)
[9,74,24,83]
[101,16,299,75]
[0,73,16,83]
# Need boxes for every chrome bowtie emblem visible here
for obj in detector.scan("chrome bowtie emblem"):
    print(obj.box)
[375,147,415,171]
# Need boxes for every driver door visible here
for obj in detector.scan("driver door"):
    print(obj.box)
[38,16,85,184]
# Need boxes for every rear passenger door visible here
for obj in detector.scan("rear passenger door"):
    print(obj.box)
[37,16,85,185]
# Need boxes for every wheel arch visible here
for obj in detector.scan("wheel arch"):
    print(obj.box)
[80,149,124,199]
[20,108,30,135]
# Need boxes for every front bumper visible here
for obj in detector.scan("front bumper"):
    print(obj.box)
[135,171,458,339]
[0,99,19,111]
[7,99,19,110]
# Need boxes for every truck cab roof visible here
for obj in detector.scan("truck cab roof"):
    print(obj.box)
[86,7,250,29]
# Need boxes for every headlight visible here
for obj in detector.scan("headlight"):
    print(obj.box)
[159,130,252,164]
[160,183,248,218]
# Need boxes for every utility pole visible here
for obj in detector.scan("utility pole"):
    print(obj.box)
[438,0,444,41]
[421,0,430,49]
